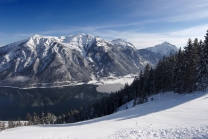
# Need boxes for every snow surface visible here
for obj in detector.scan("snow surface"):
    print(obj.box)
[1,91,208,139]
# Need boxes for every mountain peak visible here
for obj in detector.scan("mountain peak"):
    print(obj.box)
[113,38,124,41]
[111,38,136,50]
[30,34,45,40]
[146,42,178,56]
[162,41,169,44]
[33,34,40,37]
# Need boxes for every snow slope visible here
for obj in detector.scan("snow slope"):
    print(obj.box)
[1,91,208,139]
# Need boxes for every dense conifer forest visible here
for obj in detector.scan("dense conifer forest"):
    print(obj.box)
[1,30,208,130]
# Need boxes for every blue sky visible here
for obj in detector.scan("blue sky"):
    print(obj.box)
[0,0,208,48]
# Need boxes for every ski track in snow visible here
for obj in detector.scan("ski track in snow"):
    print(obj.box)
[1,92,208,139]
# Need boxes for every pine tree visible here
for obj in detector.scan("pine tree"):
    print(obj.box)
[26,113,33,125]
[33,112,40,125]
[17,117,22,127]
[173,48,184,93]
[40,111,45,124]
[0,121,5,131]
[2,122,6,130]
[8,119,15,128]
[141,64,150,103]
[183,39,196,93]
[198,30,208,90]
[191,38,200,91]
[62,114,66,123]
[46,111,52,124]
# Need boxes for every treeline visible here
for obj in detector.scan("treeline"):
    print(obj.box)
[1,30,208,130]
[0,118,27,131]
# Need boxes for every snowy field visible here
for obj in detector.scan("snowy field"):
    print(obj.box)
[1,91,208,139]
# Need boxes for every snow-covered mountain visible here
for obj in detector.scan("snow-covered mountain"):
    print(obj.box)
[146,41,178,56]
[1,91,208,138]
[0,34,146,87]
[138,42,178,65]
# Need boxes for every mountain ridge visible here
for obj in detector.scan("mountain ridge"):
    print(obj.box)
[0,34,178,88]
[0,34,145,88]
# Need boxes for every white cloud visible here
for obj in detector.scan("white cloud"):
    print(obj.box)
[90,24,208,49]
[1,24,207,50]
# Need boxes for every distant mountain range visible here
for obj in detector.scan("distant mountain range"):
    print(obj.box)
[0,34,178,87]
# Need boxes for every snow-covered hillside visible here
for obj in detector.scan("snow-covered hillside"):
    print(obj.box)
[1,91,208,139]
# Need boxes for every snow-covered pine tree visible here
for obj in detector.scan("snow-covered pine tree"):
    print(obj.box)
[33,112,40,125]
[2,121,6,130]
[45,111,52,124]
[40,111,45,124]
[26,113,33,125]
[17,117,22,127]
[0,121,6,131]
[8,119,15,128]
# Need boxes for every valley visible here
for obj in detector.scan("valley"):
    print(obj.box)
[0,34,177,121]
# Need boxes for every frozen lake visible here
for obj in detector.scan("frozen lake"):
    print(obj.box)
[96,83,124,93]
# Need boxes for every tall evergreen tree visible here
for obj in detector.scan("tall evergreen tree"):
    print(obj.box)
[183,39,196,93]
[198,30,208,90]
